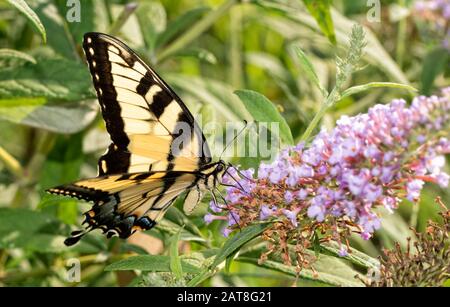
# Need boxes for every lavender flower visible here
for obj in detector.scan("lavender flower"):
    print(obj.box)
[206,89,450,259]
[414,0,450,49]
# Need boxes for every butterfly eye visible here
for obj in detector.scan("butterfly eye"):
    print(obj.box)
[216,163,224,172]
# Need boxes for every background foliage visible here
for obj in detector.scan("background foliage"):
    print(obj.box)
[0,0,448,286]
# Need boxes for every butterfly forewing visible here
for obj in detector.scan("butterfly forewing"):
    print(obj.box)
[83,32,211,175]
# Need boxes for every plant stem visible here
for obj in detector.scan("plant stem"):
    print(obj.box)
[109,2,138,36]
[0,146,23,178]
[156,0,238,63]
[395,0,407,67]
[10,131,55,208]
[230,5,243,88]
[300,87,339,142]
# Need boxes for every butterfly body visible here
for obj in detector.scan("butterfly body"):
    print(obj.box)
[47,33,226,246]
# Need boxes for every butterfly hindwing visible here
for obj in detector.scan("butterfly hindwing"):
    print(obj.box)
[47,171,199,245]
[83,32,211,175]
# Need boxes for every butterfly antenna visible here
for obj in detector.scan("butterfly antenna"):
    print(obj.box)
[219,120,248,160]
[228,163,253,181]
[223,167,248,194]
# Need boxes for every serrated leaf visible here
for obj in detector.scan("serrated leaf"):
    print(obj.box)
[105,255,200,273]
[302,0,336,45]
[0,57,93,101]
[211,223,270,269]
[0,56,97,133]
[7,0,46,43]
[292,45,328,97]
[340,82,417,99]
[234,90,293,145]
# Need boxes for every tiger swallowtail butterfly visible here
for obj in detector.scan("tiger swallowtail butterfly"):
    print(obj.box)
[47,32,228,246]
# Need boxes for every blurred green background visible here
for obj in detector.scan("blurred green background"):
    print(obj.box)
[0,0,448,286]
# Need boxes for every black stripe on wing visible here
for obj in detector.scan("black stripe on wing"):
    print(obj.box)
[82,32,212,176]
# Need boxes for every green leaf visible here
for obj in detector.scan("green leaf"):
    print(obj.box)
[156,7,210,49]
[420,48,449,95]
[0,208,55,235]
[301,0,336,45]
[38,194,78,225]
[320,241,379,270]
[0,56,93,101]
[0,207,98,253]
[340,82,417,99]
[7,0,46,43]
[105,255,200,273]
[30,1,77,59]
[225,249,239,273]
[39,134,84,188]
[0,56,97,133]
[38,134,84,224]
[234,90,294,145]
[136,1,167,52]
[54,0,98,45]
[0,99,97,133]
[0,49,36,64]
[292,45,328,97]
[237,255,364,287]
[169,230,183,280]
[211,223,270,269]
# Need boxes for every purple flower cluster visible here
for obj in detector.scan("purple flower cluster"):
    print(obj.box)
[206,89,450,247]
[415,0,450,49]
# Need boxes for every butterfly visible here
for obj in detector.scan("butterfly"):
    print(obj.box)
[47,32,230,246]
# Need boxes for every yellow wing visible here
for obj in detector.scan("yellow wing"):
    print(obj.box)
[83,32,211,175]
[47,33,222,246]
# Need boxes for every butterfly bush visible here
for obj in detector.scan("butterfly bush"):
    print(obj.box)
[205,89,450,266]
[414,0,450,49]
